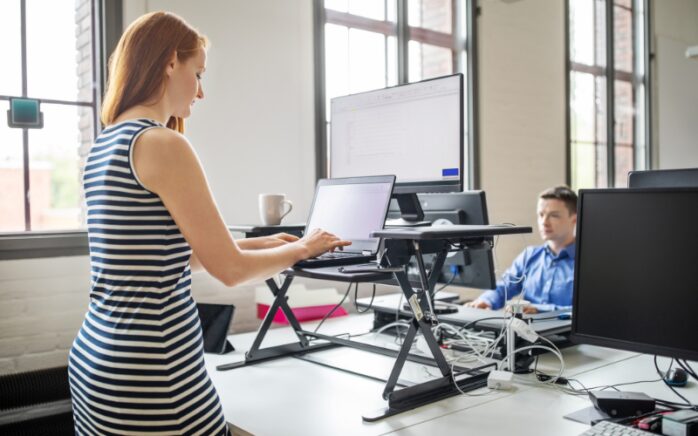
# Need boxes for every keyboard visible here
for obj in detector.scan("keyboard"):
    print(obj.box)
[295,251,374,268]
[578,421,654,436]
[316,251,362,260]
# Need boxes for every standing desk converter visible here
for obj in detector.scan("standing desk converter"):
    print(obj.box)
[218,224,532,421]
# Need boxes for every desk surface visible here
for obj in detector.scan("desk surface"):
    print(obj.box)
[202,313,696,436]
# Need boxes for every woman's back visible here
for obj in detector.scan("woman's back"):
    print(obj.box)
[68,119,229,435]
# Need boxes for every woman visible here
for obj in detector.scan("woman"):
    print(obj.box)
[68,11,349,435]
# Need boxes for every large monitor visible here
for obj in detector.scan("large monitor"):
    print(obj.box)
[386,191,496,289]
[329,74,464,225]
[571,188,698,361]
[628,168,698,188]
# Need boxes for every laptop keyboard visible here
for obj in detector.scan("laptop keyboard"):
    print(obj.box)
[316,251,363,260]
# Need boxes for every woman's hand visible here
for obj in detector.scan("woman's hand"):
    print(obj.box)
[297,228,352,259]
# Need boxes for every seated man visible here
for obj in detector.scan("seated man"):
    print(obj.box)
[466,186,577,313]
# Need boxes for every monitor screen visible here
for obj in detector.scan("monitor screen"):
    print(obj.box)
[571,188,698,361]
[386,191,495,289]
[329,74,463,194]
[305,177,394,253]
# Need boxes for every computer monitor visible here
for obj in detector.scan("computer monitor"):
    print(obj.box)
[386,191,496,289]
[329,74,464,225]
[628,168,698,188]
[571,188,698,362]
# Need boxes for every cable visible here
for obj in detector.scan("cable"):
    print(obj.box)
[354,283,376,314]
[653,355,697,409]
[313,281,353,334]
[433,270,457,296]
[677,359,698,381]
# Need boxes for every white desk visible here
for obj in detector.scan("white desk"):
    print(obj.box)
[204,314,696,436]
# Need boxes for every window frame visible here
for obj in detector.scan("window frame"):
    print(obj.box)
[565,0,652,189]
[0,0,122,260]
[313,0,480,188]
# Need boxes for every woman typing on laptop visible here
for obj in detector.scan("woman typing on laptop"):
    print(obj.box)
[68,11,349,435]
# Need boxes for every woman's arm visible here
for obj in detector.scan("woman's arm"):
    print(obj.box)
[133,128,348,287]
[237,233,300,250]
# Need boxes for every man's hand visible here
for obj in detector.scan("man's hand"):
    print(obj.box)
[505,304,539,314]
[464,299,491,309]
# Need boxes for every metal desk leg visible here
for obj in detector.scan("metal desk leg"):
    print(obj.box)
[363,252,492,422]
[216,275,335,371]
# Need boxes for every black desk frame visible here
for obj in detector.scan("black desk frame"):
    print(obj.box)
[218,226,524,421]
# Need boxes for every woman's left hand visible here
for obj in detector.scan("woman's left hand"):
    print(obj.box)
[264,232,300,248]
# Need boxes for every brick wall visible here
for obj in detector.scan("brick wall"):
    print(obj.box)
[76,0,96,226]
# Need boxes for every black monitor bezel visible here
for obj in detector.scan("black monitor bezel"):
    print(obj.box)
[328,73,464,195]
[628,168,698,188]
[570,187,698,362]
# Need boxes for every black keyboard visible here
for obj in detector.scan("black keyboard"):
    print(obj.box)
[295,251,373,268]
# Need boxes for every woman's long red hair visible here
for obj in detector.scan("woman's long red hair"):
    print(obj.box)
[101,11,207,133]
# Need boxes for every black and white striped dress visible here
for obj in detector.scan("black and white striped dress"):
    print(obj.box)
[68,119,230,435]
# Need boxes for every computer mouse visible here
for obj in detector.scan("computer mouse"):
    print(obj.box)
[664,367,688,387]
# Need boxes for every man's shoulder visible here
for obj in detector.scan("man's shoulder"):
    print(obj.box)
[520,244,547,258]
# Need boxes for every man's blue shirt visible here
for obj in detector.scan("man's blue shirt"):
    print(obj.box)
[478,243,576,312]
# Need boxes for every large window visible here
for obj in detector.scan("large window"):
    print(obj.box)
[317,0,476,186]
[568,0,650,189]
[0,0,100,232]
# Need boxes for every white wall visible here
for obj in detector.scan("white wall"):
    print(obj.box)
[478,0,567,267]
[0,257,90,373]
[126,0,317,225]
[653,0,698,168]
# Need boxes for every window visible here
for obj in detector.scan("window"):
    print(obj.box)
[568,0,650,189]
[316,0,476,186]
[0,0,101,232]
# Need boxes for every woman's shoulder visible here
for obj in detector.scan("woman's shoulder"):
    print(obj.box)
[136,124,192,152]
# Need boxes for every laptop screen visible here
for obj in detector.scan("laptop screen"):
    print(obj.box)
[305,177,394,253]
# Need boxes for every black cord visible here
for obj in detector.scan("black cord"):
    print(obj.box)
[460,316,509,331]
[355,283,376,314]
[313,281,353,334]
[677,359,698,381]
[653,355,697,409]
[433,272,457,296]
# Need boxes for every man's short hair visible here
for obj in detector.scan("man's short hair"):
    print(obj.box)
[539,186,578,215]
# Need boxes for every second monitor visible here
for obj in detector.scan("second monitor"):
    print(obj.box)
[386,190,496,290]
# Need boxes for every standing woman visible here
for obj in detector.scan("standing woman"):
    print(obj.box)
[68,11,349,435]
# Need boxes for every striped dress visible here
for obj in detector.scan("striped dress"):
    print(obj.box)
[68,119,230,435]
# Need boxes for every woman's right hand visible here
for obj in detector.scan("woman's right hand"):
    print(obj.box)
[298,228,352,259]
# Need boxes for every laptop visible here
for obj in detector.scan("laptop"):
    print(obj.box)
[295,175,395,268]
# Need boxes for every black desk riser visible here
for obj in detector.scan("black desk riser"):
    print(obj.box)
[218,224,532,421]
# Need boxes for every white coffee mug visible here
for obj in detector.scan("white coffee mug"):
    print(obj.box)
[259,194,293,226]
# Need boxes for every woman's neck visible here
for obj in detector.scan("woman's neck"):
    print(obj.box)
[114,104,170,125]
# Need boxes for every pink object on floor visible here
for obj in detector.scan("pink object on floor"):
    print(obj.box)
[256,303,348,324]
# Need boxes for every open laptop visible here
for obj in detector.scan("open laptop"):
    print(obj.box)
[295,175,395,268]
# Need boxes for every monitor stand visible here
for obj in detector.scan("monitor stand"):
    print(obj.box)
[385,193,431,227]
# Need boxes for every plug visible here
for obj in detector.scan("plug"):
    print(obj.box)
[509,317,539,343]
[487,370,514,390]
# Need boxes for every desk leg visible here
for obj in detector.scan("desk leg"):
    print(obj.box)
[216,275,335,371]
[363,248,492,422]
